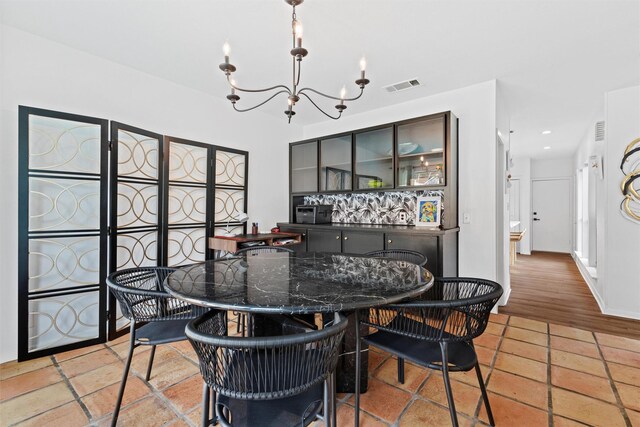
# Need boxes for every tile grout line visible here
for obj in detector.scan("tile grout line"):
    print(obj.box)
[101,341,196,426]
[471,315,509,426]
[51,356,94,423]
[546,321,554,427]
[391,368,433,427]
[593,335,633,427]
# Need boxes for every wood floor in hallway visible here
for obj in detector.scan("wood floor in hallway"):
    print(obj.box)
[501,251,640,339]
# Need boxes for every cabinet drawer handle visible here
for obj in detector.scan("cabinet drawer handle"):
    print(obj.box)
[388,239,392,244]
[335,235,340,240]
[302,233,306,237]
[344,236,348,240]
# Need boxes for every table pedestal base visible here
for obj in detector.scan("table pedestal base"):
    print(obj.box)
[328,311,369,394]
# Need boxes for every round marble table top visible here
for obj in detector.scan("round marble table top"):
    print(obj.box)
[164,252,434,314]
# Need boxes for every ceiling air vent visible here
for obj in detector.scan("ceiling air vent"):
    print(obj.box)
[595,121,605,141]
[384,79,421,93]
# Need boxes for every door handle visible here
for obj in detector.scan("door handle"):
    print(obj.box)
[533,218,540,221]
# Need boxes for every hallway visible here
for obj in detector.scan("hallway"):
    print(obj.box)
[502,251,640,339]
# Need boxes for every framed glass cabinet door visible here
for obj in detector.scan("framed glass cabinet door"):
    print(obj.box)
[291,141,318,193]
[354,127,393,190]
[396,115,446,187]
[320,135,352,192]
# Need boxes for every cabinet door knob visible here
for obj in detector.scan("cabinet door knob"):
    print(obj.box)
[302,233,306,237]
[388,239,392,244]
[344,236,348,240]
[335,235,340,240]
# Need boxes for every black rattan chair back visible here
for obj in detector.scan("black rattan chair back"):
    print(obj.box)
[365,249,427,267]
[234,246,295,256]
[187,311,347,402]
[363,277,502,343]
[106,266,208,427]
[107,266,201,322]
[362,277,502,427]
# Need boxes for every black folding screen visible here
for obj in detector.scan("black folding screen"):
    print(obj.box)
[107,123,165,338]
[18,107,109,360]
[18,106,249,359]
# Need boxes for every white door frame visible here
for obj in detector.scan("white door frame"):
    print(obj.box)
[496,135,510,306]
[530,176,574,252]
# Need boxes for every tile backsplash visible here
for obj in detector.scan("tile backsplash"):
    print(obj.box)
[303,190,444,225]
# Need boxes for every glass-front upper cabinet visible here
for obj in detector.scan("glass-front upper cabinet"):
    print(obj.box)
[354,127,394,190]
[291,141,318,193]
[320,135,352,192]
[396,115,446,187]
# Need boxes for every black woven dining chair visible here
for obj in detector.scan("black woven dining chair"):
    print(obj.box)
[361,277,503,427]
[365,248,428,383]
[365,249,427,267]
[232,246,295,336]
[187,310,348,427]
[106,267,208,427]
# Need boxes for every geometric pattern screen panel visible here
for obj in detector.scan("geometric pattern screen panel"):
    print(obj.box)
[109,123,163,335]
[111,124,163,270]
[19,107,108,359]
[215,150,245,186]
[214,149,247,235]
[28,292,100,352]
[166,138,209,267]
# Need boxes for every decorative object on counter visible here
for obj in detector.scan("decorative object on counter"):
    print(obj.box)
[415,196,442,227]
[620,137,640,223]
[304,190,444,225]
[225,212,249,235]
[251,222,259,234]
[218,0,370,123]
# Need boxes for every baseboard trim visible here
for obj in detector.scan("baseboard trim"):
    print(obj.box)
[498,287,511,307]
[571,252,606,314]
[601,307,640,321]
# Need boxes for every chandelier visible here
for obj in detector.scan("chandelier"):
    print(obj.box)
[219,0,370,123]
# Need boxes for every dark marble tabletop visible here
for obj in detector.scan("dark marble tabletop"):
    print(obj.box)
[164,252,434,314]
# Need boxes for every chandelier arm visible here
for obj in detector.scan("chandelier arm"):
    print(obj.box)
[297,86,364,102]
[227,75,291,95]
[299,93,342,120]
[231,90,291,112]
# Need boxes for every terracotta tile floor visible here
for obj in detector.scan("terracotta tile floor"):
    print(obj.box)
[1,313,639,427]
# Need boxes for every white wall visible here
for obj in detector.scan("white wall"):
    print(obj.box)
[0,25,302,363]
[531,157,574,179]
[571,85,640,320]
[303,81,500,289]
[511,157,532,254]
[601,86,640,318]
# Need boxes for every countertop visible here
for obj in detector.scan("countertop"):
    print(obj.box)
[277,222,460,235]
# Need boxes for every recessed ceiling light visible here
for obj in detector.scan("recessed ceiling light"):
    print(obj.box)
[542,130,552,135]
[544,146,551,150]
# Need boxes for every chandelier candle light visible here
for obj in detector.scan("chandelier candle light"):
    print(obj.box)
[219,0,370,123]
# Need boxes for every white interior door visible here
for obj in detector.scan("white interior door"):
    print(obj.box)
[532,178,572,253]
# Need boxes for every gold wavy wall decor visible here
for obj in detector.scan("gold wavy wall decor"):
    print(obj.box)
[620,137,640,223]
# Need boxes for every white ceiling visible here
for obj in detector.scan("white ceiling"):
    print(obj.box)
[1,0,638,159]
